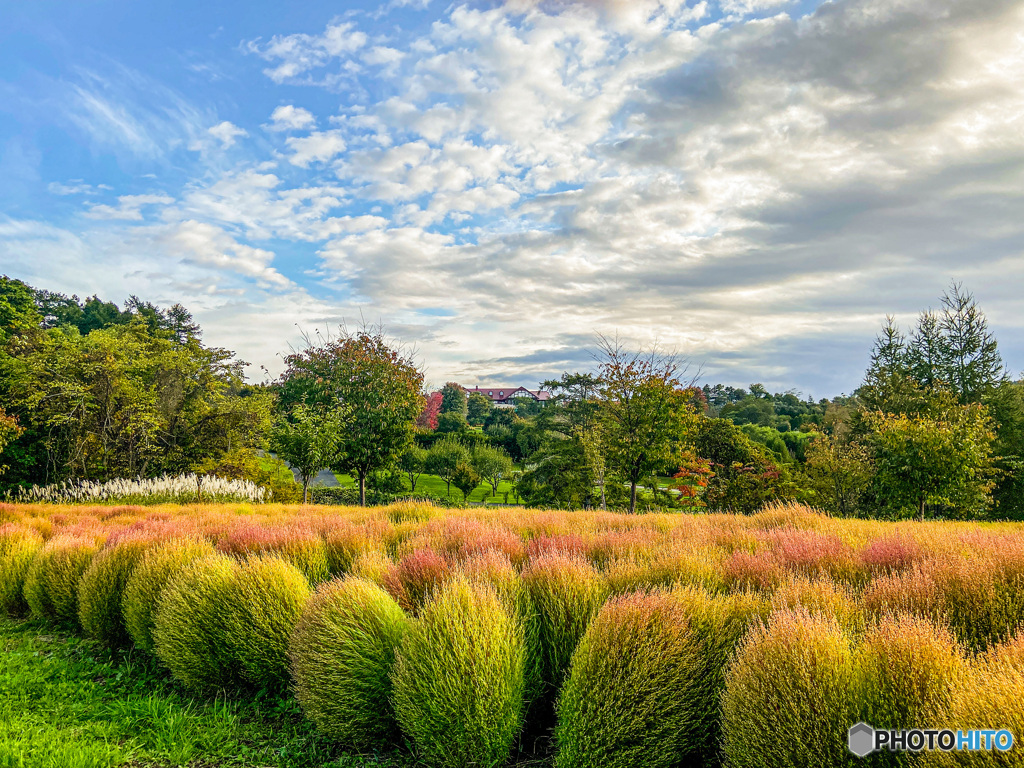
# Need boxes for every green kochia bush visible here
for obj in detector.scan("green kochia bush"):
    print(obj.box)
[854,614,965,768]
[554,590,698,768]
[78,537,154,646]
[290,577,411,748]
[152,553,240,693]
[23,535,101,625]
[393,577,525,768]
[122,537,216,654]
[222,555,311,690]
[521,553,609,697]
[721,609,857,768]
[670,587,769,766]
[0,525,43,614]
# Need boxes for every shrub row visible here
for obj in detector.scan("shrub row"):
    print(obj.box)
[3,502,1024,768]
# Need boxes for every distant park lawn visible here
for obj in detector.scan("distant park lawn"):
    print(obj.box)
[332,471,521,504]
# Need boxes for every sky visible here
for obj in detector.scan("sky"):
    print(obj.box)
[1,0,1022,397]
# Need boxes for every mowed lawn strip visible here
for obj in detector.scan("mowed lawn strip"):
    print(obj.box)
[0,616,407,768]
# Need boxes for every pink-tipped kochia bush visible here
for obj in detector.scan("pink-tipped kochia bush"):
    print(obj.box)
[392,577,525,768]
[721,610,857,768]
[152,553,241,693]
[122,537,216,654]
[223,555,312,689]
[554,590,698,768]
[382,548,453,614]
[522,553,609,696]
[0,525,43,614]
[290,577,411,748]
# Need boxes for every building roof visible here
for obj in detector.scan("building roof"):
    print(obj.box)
[464,385,551,402]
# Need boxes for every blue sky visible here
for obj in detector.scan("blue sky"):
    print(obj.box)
[2,0,1023,396]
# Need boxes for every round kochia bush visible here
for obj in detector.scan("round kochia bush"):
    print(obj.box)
[923,631,1024,768]
[721,609,857,768]
[122,537,216,654]
[521,553,609,696]
[554,590,698,768]
[152,553,240,693]
[0,525,43,615]
[392,577,525,768]
[854,614,965,768]
[23,535,101,625]
[222,555,311,690]
[289,577,411,748]
[77,537,154,646]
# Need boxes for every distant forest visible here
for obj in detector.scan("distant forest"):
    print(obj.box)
[2,275,1022,520]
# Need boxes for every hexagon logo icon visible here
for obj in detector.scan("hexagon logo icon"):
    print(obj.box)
[848,722,875,757]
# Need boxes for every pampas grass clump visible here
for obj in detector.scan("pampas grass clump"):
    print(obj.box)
[152,553,240,693]
[721,610,857,768]
[222,555,311,689]
[554,590,697,768]
[392,577,525,768]
[289,577,411,748]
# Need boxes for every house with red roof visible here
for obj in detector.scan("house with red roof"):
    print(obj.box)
[463,385,551,406]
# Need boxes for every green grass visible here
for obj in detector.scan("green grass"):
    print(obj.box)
[0,616,406,768]
[332,472,523,505]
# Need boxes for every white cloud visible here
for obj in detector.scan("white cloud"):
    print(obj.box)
[246,20,368,84]
[285,130,348,167]
[163,220,291,288]
[84,194,174,221]
[267,105,317,131]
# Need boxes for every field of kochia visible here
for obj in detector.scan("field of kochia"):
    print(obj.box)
[2,501,1023,768]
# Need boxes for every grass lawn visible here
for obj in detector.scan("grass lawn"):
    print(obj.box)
[332,471,522,505]
[0,616,405,768]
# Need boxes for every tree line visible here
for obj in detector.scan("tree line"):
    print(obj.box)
[1,275,1021,519]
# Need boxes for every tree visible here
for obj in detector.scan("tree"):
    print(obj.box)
[937,283,1006,404]
[436,411,469,434]
[416,392,442,431]
[425,437,470,497]
[866,406,997,521]
[595,336,696,513]
[471,445,514,498]
[467,392,493,425]
[440,382,467,416]
[279,327,424,506]
[271,403,344,504]
[0,407,23,476]
[451,461,480,503]
[801,431,874,517]
[399,445,427,492]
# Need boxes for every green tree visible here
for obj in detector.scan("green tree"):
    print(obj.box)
[440,382,467,416]
[467,392,493,425]
[425,437,470,497]
[451,461,480,502]
[270,403,344,504]
[436,411,469,434]
[398,445,427,492]
[279,327,424,506]
[471,445,514,499]
[866,406,997,521]
[937,283,1006,404]
[0,407,23,476]
[595,336,696,513]
[801,431,874,517]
